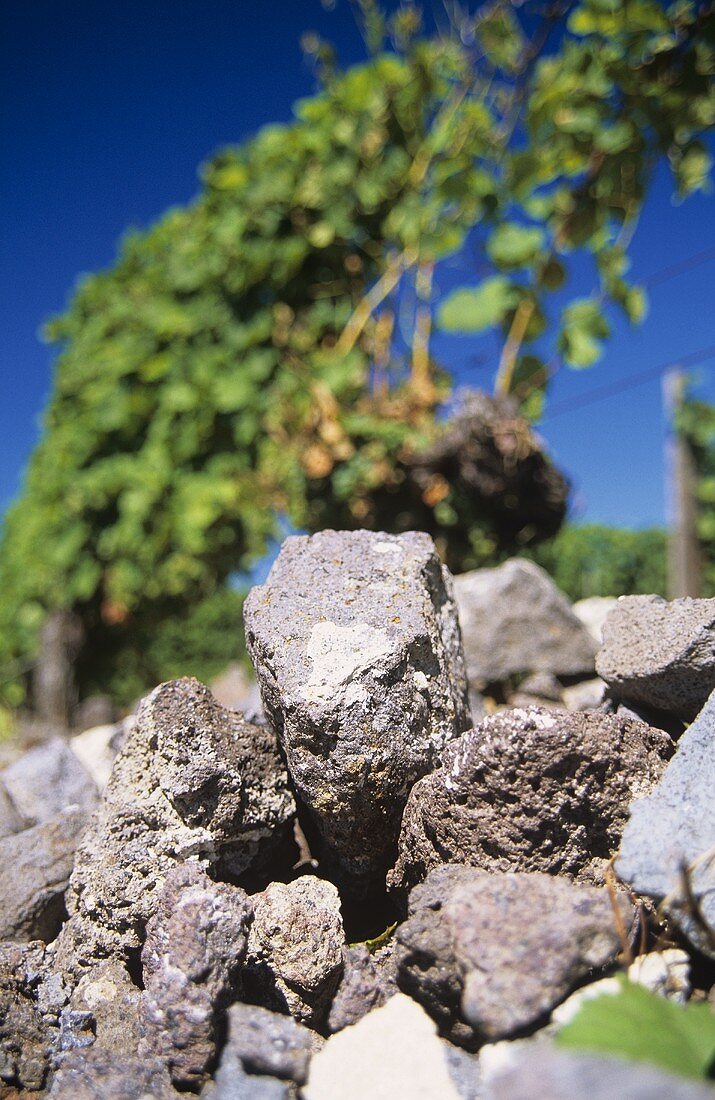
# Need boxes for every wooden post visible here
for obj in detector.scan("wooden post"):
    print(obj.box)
[663,368,702,598]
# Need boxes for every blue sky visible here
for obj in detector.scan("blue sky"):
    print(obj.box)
[2,0,714,530]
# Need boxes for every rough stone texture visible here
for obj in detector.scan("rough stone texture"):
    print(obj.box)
[244,876,343,1027]
[140,862,252,1089]
[572,595,619,644]
[453,559,597,688]
[0,942,50,1092]
[0,807,88,942]
[66,957,142,1053]
[389,705,672,895]
[53,678,294,974]
[222,1003,319,1085]
[303,993,467,1100]
[48,1047,178,1099]
[327,944,398,1033]
[1,738,99,826]
[616,689,715,958]
[480,1040,715,1100]
[596,594,715,720]
[394,865,632,1048]
[244,529,471,890]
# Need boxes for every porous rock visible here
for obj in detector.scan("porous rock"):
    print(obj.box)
[389,705,671,894]
[453,558,597,688]
[48,1046,178,1099]
[70,719,131,791]
[53,678,293,974]
[244,876,343,1027]
[244,529,470,890]
[616,689,715,958]
[596,594,715,720]
[66,957,142,1053]
[140,862,252,1089]
[394,865,631,1048]
[303,993,469,1100]
[0,807,88,942]
[327,943,398,1033]
[0,941,50,1092]
[1,737,98,825]
[480,1040,715,1100]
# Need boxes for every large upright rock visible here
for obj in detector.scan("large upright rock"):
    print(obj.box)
[597,595,715,719]
[53,678,294,975]
[389,706,671,895]
[616,689,715,958]
[244,530,470,891]
[453,559,597,688]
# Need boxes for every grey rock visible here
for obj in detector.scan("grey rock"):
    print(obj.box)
[596,594,715,720]
[616,689,715,958]
[222,1002,319,1084]
[0,782,24,839]
[1,737,99,825]
[389,705,671,895]
[572,595,619,644]
[0,941,50,1091]
[245,876,344,1027]
[303,993,468,1100]
[0,807,88,942]
[208,1046,295,1100]
[481,1040,715,1100]
[140,862,252,1089]
[327,944,398,1032]
[244,529,470,891]
[453,559,597,688]
[395,866,632,1048]
[48,1047,178,1099]
[53,678,293,975]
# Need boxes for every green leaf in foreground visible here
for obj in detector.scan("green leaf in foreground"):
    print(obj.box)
[556,979,715,1082]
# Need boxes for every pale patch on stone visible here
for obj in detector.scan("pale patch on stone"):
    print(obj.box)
[302,622,394,703]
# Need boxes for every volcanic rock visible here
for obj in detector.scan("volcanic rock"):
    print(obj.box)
[53,678,293,976]
[0,807,88,942]
[453,559,597,688]
[1,738,98,826]
[596,594,715,720]
[389,705,671,894]
[616,689,715,957]
[244,529,470,891]
[140,862,252,1089]
[394,865,631,1047]
[327,944,398,1033]
[244,876,343,1028]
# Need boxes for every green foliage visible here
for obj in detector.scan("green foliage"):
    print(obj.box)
[529,523,668,600]
[556,978,715,1081]
[0,0,712,703]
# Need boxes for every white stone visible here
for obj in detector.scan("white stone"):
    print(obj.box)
[303,993,463,1100]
